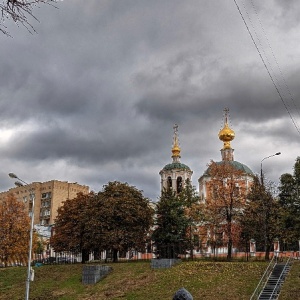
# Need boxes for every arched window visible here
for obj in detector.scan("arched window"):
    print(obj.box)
[167,176,172,189]
[177,177,182,193]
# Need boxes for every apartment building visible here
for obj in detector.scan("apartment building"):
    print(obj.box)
[0,180,89,225]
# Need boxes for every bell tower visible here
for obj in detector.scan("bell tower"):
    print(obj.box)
[159,124,193,194]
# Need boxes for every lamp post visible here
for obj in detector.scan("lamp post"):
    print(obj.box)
[8,173,35,300]
[260,152,281,185]
[259,152,281,259]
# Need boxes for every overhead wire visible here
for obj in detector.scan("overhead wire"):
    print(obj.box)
[242,1,283,94]
[232,0,300,136]
[248,0,300,129]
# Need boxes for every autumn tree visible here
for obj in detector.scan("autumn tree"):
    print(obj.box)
[0,0,57,36]
[0,194,30,267]
[51,182,154,263]
[203,161,249,260]
[278,157,300,250]
[240,175,282,260]
[93,181,154,262]
[50,192,94,263]
[152,188,190,259]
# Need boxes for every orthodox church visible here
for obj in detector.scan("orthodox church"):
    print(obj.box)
[159,109,253,196]
[159,109,254,256]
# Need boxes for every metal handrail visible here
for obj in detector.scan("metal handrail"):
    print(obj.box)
[250,256,276,300]
[268,256,291,299]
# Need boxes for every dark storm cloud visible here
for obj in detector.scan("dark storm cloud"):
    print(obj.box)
[0,0,299,199]
[0,122,166,165]
[134,57,291,125]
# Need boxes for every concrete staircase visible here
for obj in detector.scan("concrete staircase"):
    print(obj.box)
[258,260,291,300]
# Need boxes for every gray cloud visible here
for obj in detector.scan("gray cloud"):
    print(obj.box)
[0,0,299,200]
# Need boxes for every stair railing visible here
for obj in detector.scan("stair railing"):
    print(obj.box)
[250,256,276,300]
[268,256,292,300]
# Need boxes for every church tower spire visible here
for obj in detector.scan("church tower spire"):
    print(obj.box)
[218,108,235,161]
[172,124,181,163]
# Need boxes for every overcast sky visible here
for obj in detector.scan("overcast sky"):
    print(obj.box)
[0,0,299,200]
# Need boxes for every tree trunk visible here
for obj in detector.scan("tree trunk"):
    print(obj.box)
[227,219,232,261]
[265,243,271,261]
[112,249,118,262]
[4,254,8,268]
[93,248,100,260]
[190,225,194,260]
[227,239,233,261]
[81,249,89,264]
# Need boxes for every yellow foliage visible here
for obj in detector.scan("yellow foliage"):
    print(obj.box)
[0,194,30,266]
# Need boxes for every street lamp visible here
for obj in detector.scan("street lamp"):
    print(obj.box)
[260,152,281,185]
[8,173,35,300]
[259,152,281,259]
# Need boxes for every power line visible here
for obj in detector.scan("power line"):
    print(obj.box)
[248,0,300,128]
[232,0,300,136]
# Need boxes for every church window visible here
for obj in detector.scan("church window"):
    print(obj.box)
[167,176,172,189]
[177,177,182,193]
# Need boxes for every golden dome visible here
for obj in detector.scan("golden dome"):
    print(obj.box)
[172,144,181,157]
[218,108,235,149]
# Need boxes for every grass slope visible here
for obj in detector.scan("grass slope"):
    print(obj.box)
[0,260,270,300]
[278,260,300,300]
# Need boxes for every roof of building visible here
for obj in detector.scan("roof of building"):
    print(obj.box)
[202,160,253,177]
[162,162,191,171]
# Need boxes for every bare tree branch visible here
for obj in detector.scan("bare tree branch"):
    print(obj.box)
[0,0,58,36]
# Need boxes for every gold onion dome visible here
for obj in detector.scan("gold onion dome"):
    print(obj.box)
[172,143,181,157]
[218,109,235,149]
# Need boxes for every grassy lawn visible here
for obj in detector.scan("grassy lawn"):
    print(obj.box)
[0,260,271,300]
[279,260,300,300]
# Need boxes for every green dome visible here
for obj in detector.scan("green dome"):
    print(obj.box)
[163,162,191,171]
[203,161,253,176]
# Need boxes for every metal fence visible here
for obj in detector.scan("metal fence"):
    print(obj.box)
[3,247,299,267]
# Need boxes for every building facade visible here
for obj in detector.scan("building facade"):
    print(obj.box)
[0,180,89,225]
[197,108,254,256]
